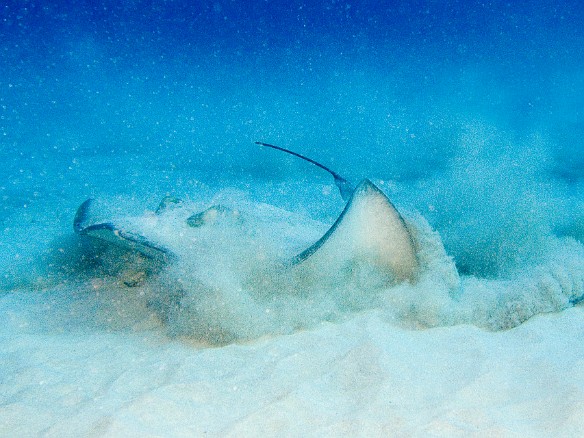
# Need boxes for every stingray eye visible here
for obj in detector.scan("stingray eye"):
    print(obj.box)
[186,208,215,228]
[155,196,183,215]
[186,205,241,228]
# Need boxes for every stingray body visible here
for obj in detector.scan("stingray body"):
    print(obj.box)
[75,143,418,283]
[74,143,420,319]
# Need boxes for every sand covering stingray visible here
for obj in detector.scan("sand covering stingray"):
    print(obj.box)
[71,143,438,341]
[71,143,584,343]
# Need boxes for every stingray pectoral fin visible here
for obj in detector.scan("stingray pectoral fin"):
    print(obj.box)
[292,179,419,283]
[74,199,171,262]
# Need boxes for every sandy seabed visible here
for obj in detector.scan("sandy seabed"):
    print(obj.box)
[1,283,584,437]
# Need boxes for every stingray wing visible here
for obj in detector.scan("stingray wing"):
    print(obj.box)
[292,179,418,283]
[73,198,171,262]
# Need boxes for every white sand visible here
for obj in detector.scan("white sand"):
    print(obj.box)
[1,285,584,437]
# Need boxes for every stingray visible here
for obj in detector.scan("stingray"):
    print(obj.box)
[74,143,419,286]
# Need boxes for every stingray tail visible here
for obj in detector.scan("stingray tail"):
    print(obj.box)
[256,141,354,201]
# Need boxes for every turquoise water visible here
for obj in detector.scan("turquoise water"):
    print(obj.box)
[2,1,583,278]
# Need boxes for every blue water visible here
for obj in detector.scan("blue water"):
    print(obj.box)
[2,1,582,279]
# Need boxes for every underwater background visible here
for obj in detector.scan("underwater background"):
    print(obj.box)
[1,1,584,436]
[2,0,583,277]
